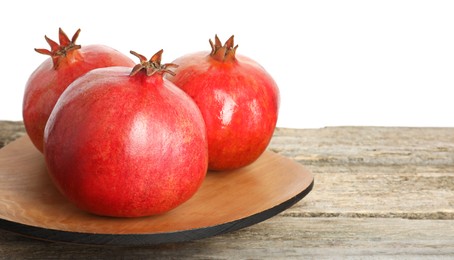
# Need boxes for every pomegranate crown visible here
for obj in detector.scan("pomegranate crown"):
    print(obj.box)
[209,35,238,62]
[129,50,178,77]
[35,28,82,69]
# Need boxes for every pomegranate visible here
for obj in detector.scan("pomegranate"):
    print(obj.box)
[44,50,208,217]
[23,28,135,152]
[166,35,280,171]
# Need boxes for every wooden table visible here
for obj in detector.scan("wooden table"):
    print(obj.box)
[1,121,453,258]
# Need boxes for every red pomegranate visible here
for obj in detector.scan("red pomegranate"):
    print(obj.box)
[44,50,208,217]
[23,28,135,152]
[166,35,280,171]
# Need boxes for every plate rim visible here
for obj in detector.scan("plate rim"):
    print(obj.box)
[0,180,313,246]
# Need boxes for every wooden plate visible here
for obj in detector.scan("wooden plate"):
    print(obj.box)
[0,136,314,246]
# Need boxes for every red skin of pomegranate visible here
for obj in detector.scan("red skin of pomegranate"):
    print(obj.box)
[167,36,280,171]
[23,29,135,152]
[43,56,208,217]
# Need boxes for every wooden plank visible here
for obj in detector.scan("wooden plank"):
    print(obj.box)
[270,127,454,167]
[283,167,454,219]
[270,127,454,220]
[0,217,453,258]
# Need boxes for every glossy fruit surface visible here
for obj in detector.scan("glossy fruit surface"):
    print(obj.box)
[23,28,135,152]
[44,50,208,217]
[166,35,280,171]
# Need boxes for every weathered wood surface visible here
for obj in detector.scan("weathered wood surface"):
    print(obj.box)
[0,121,453,259]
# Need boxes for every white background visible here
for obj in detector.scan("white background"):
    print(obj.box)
[1,0,453,129]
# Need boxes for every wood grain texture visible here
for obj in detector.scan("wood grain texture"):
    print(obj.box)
[0,121,25,148]
[270,127,454,220]
[0,121,453,258]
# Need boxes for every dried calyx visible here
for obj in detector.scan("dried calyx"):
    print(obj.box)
[129,50,178,77]
[209,35,238,62]
[35,28,82,69]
